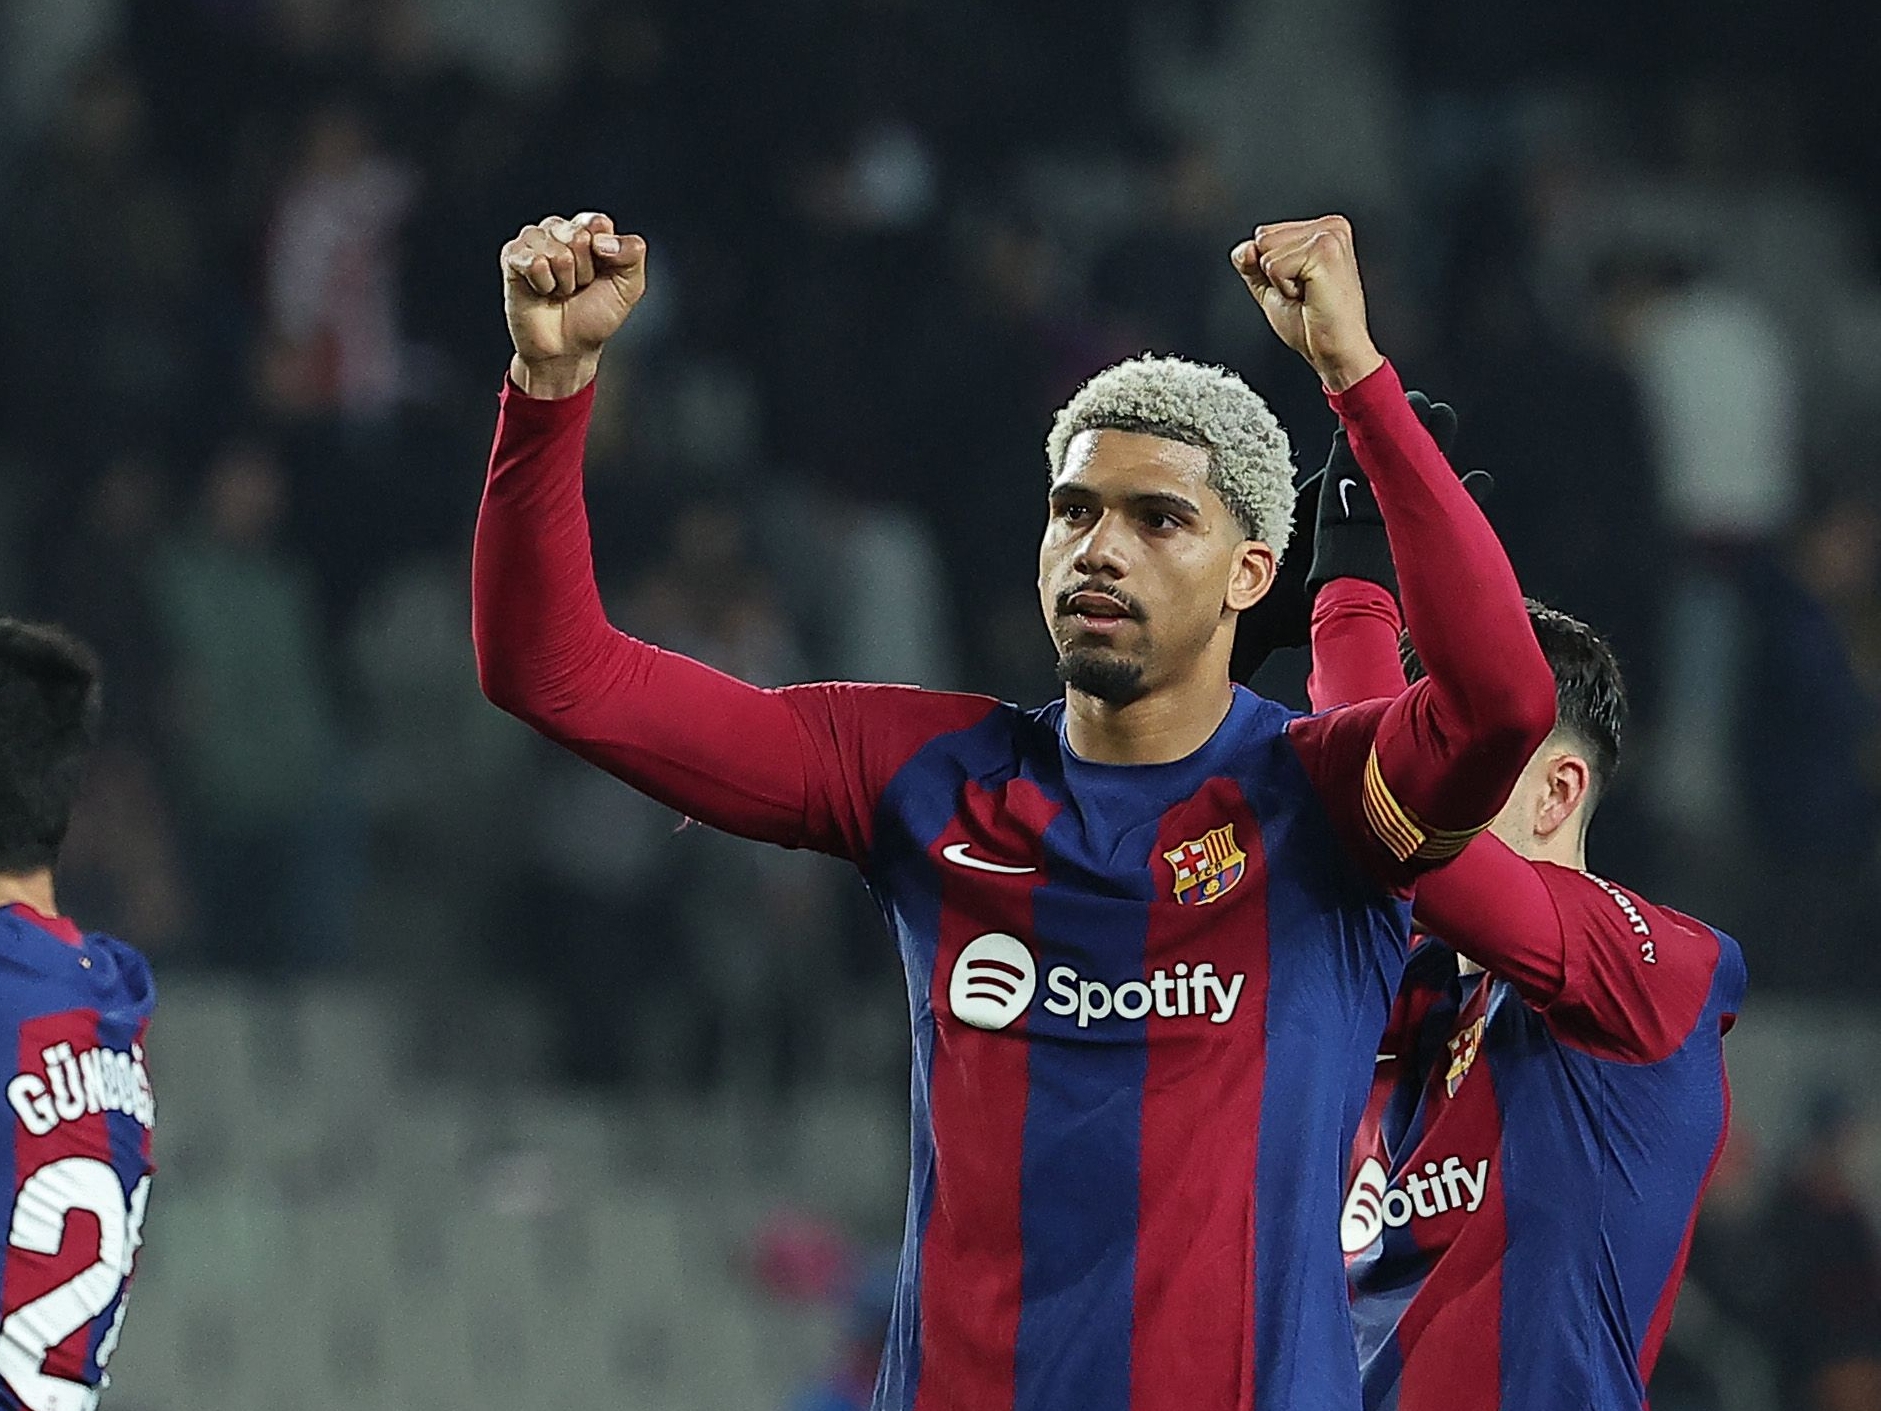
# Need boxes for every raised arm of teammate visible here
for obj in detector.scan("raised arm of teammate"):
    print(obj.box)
[473,213,994,860]
[1309,584,1735,1062]
[1233,218,1557,877]
[1305,578,1409,709]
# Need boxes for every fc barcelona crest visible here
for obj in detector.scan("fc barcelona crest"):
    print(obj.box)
[1445,1017,1486,1097]
[1163,824,1247,906]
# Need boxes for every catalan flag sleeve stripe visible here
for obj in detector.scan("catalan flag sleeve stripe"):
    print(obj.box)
[1362,747,1487,864]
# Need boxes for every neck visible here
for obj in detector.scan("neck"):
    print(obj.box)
[1528,830,1587,873]
[1062,662,1235,765]
[0,870,57,919]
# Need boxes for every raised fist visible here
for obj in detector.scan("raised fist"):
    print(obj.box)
[502,212,647,398]
[1231,216,1382,392]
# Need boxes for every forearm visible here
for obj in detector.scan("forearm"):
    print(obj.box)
[471,377,814,844]
[473,378,613,716]
[1306,579,1407,711]
[1330,362,1554,847]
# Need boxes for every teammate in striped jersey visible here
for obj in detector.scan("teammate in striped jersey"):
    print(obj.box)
[1299,485,1743,1410]
[0,621,156,1411]
[473,209,1557,1411]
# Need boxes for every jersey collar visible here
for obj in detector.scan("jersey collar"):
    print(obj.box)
[4,903,83,946]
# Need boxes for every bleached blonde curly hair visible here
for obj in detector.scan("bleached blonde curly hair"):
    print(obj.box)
[1044,354,1296,559]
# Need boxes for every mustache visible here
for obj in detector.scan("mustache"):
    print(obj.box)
[1056,582,1145,621]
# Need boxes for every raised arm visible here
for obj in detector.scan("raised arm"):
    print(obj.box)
[1306,579,1408,709]
[475,213,993,860]
[1235,217,1555,875]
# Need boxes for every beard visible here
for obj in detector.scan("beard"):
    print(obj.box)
[1056,648,1149,705]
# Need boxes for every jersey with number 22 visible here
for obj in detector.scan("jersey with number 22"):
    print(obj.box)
[0,903,155,1411]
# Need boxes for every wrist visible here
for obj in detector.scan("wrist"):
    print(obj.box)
[1315,344,1384,394]
[1306,523,1400,598]
[510,351,602,400]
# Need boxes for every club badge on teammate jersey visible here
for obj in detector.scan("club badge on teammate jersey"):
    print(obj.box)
[1164,824,1247,906]
[1445,1017,1487,1097]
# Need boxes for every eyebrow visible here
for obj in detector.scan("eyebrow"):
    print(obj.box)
[1049,483,1205,519]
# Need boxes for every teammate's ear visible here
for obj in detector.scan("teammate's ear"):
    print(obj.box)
[1227,541,1276,613]
[1533,752,1590,840]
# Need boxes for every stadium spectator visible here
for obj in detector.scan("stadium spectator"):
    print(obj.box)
[3,54,201,465]
[1602,251,1803,845]
[152,438,358,971]
[49,456,174,749]
[348,543,535,976]
[1740,498,1881,986]
[45,457,193,948]
[260,100,419,620]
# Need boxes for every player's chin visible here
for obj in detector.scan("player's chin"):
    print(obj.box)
[1055,646,1149,705]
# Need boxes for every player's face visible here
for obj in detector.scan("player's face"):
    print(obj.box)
[1039,429,1270,704]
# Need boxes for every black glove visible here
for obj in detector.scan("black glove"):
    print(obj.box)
[1305,391,1479,597]
[1231,392,1487,682]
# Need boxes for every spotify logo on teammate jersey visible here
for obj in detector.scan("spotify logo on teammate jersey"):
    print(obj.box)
[1340,1155,1491,1254]
[949,934,1038,1030]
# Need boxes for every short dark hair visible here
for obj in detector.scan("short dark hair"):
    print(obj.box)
[0,621,103,874]
[1401,601,1626,799]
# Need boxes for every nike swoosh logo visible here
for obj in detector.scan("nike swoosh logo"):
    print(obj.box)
[1375,1053,1397,1063]
[1338,477,1360,517]
[941,843,1036,875]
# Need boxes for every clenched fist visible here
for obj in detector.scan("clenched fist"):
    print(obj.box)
[502,212,647,399]
[1231,216,1383,393]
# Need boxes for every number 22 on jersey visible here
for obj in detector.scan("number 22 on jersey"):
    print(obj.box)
[0,1161,150,1411]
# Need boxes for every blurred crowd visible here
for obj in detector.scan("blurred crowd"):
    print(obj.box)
[1656,1096,1881,1411]
[2,0,1880,1080]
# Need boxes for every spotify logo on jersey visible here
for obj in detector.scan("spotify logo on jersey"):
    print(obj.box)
[1340,1153,1492,1255]
[1341,1158,1390,1253]
[949,934,1037,1031]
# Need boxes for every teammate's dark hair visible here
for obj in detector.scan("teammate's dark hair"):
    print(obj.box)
[0,621,103,875]
[1400,601,1626,800]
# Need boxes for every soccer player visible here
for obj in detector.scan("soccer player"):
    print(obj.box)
[1294,460,1745,1410]
[473,210,1557,1411]
[0,620,157,1411]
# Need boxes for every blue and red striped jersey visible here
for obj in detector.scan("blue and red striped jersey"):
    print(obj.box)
[474,359,1562,1411]
[1342,869,1744,1411]
[866,686,1413,1411]
[0,903,156,1411]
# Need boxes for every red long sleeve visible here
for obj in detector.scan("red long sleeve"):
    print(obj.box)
[1302,363,1556,864]
[471,378,994,860]
[1306,579,1407,710]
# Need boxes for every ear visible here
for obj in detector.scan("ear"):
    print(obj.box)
[1533,750,1591,841]
[1226,540,1277,612]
